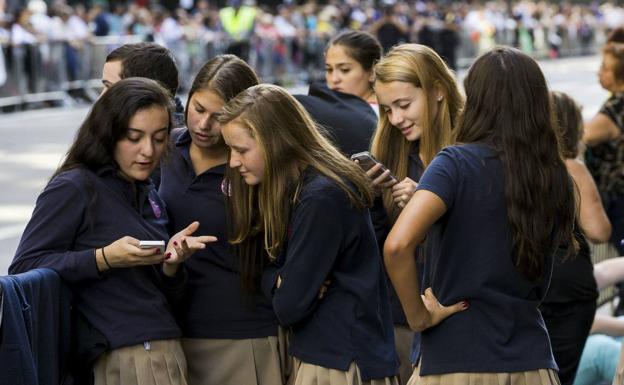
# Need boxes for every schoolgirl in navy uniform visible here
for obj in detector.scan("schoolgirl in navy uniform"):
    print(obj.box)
[216,83,430,385]
[368,44,463,384]
[158,55,285,385]
[10,78,215,385]
[384,47,577,384]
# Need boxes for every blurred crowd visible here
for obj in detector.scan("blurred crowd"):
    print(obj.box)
[0,0,623,95]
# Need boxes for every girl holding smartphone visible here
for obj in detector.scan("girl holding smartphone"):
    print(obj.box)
[384,47,576,384]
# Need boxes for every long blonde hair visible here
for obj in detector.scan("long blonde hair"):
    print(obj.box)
[217,84,374,285]
[371,44,463,218]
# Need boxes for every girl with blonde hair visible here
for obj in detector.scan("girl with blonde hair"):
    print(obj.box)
[218,84,430,385]
[367,43,463,383]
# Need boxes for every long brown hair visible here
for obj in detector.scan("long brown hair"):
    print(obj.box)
[217,84,374,289]
[456,46,577,281]
[371,44,463,218]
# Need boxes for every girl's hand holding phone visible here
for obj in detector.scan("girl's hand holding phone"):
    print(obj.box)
[97,236,165,272]
[365,163,399,190]
[392,177,418,208]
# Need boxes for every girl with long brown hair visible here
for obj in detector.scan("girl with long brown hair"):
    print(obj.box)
[158,55,285,385]
[384,47,577,384]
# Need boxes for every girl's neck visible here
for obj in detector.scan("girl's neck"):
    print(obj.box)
[363,89,377,104]
[189,142,228,175]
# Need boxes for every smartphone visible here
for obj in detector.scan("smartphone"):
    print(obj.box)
[350,151,398,183]
[139,240,165,249]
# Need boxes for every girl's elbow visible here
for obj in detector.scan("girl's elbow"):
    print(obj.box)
[586,222,612,244]
[383,237,408,265]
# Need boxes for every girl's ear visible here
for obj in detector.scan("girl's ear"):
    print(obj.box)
[434,83,444,102]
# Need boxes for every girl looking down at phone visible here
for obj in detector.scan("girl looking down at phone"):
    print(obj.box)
[158,55,286,385]
[218,84,417,385]
[366,43,463,384]
[10,78,216,385]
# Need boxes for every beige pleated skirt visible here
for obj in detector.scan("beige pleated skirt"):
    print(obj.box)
[406,365,560,385]
[394,325,415,385]
[93,339,187,385]
[289,358,399,385]
[181,333,287,385]
[614,344,624,385]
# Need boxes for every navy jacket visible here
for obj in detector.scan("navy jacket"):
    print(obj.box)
[295,83,377,157]
[159,128,278,339]
[0,268,72,385]
[10,167,182,350]
[261,169,398,380]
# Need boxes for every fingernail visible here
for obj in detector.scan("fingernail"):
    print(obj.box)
[173,241,178,246]
[165,252,171,257]
[156,248,161,253]
[462,301,470,309]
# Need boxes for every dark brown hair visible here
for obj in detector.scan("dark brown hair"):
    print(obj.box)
[106,42,179,96]
[327,30,383,72]
[456,47,577,281]
[184,54,259,124]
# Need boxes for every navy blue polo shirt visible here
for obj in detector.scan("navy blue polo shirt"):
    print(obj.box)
[158,128,278,339]
[10,167,181,350]
[261,169,399,380]
[416,144,557,375]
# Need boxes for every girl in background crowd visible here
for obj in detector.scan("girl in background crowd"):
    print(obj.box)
[158,55,285,385]
[325,30,382,114]
[385,47,576,384]
[10,78,215,385]
[369,43,463,384]
[218,84,404,385]
[539,91,610,385]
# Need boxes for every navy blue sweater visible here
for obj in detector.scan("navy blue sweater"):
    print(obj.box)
[416,144,557,375]
[10,167,181,350]
[261,170,399,381]
[159,128,278,339]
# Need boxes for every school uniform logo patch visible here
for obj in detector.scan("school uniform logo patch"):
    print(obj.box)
[149,197,162,219]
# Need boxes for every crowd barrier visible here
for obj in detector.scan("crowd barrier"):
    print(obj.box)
[0,22,607,110]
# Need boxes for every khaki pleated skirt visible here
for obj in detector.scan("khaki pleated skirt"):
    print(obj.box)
[289,358,399,385]
[93,339,187,385]
[394,325,415,385]
[181,333,286,385]
[407,365,560,385]
[614,345,624,385]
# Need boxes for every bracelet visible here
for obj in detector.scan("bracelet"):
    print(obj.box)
[101,247,112,269]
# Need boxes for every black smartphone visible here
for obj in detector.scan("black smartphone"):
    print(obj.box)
[350,151,398,183]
